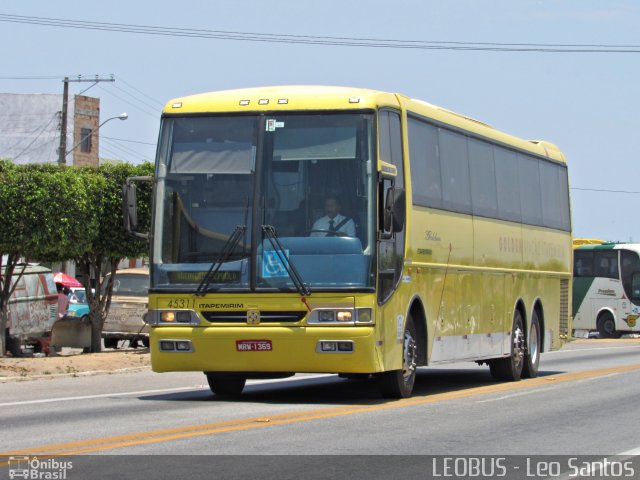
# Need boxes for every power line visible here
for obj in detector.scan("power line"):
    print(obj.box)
[0,113,59,156]
[2,13,640,53]
[101,136,156,146]
[109,83,162,114]
[97,84,157,118]
[101,137,149,159]
[11,113,58,160]
[571,187,640,194]
[116,76,164,108]
[0,75,65,80]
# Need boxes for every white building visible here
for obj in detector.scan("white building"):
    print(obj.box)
[0,93,100,166]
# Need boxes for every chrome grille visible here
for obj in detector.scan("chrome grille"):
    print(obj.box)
[559,278,569,335]
[202,311,306,324]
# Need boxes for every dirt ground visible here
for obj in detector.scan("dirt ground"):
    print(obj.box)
[0,348,150,381]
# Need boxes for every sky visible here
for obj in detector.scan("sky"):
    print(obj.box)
[0,0,638,243]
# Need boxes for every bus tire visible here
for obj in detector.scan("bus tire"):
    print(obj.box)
[206,374,246,396]
[104,337,118,349]
[597,312,621,339]
[378,314,418,398]
[522,310,540,378]
[490,310,525,381]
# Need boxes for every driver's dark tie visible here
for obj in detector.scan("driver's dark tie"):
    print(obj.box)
[328,219,335,237]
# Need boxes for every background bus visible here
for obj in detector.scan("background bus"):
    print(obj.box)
[573,242,640,338]
[126,85,572,398]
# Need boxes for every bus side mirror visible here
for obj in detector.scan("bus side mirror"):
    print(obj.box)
[123,182,138,231]
[392,189,405,232]
[383,187,394,232]
[123,176,152,239]
[384,187,405,233]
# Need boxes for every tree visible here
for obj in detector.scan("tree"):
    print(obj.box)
[75,162,153,352]
[0,161,102,356]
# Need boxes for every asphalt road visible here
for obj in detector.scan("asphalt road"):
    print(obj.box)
[1,338,639,479]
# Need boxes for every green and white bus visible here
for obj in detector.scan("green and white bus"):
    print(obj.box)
[573,243,640,338]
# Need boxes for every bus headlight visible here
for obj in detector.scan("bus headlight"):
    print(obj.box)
[308,308,373,325]
[149,310,200,325]
[312,309,353,324]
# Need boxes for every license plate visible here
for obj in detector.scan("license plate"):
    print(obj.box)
[236,340,272,352]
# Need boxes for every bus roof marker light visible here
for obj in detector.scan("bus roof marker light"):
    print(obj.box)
[239,100,250,106]
[349,97,361,104]
[259,99,269,105]
[278,99,289,104]
[171,102,182,109]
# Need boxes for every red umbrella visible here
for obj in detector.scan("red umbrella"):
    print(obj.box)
[53,272,83,288]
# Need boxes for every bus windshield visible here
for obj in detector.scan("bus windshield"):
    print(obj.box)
[152,112,375,292]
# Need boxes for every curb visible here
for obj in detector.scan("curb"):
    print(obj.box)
[0,366,150,383]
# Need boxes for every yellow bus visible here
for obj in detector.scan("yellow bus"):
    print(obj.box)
[127,86,572,398]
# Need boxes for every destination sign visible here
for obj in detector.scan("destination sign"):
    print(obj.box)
[168,271,241,284]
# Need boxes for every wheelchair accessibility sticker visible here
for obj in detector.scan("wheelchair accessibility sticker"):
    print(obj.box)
[262,249,290,278]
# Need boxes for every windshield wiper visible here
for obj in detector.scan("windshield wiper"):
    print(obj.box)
[196,225,247,296]
[262,225,311,296]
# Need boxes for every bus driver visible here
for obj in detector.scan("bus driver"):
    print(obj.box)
[310,196,355,237]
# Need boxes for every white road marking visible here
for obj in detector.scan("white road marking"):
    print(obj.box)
[0,374,333,407]
[546,345,640,354]
[617,446,640,456]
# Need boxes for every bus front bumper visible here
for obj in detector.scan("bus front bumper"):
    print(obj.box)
[150,326,382,374]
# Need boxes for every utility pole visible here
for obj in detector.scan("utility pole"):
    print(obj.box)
[58,77,68,165]
[57,75,115,165]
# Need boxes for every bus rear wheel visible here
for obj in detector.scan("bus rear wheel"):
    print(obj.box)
[490,310,525,381]
[522,310,541,378]
[378,314,418,398]
[597,312,622,339]
[206,373,246,396]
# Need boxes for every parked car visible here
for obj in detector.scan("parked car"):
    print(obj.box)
[102,267,149,348]
[68,287,90,305]
[66,289,90,321]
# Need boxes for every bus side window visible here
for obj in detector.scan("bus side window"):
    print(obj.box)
[574,251,593,277]
[621,250,640,299]
[594,251,619,279]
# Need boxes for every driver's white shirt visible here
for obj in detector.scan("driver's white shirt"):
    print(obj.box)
[310,214,355,237]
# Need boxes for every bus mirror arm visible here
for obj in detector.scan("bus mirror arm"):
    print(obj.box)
[123,176,153,240]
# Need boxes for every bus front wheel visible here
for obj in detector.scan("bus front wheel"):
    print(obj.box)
[490,310,525,381]
[206,373,246,396]
[378,314,418,398]
[597,312,621,339]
